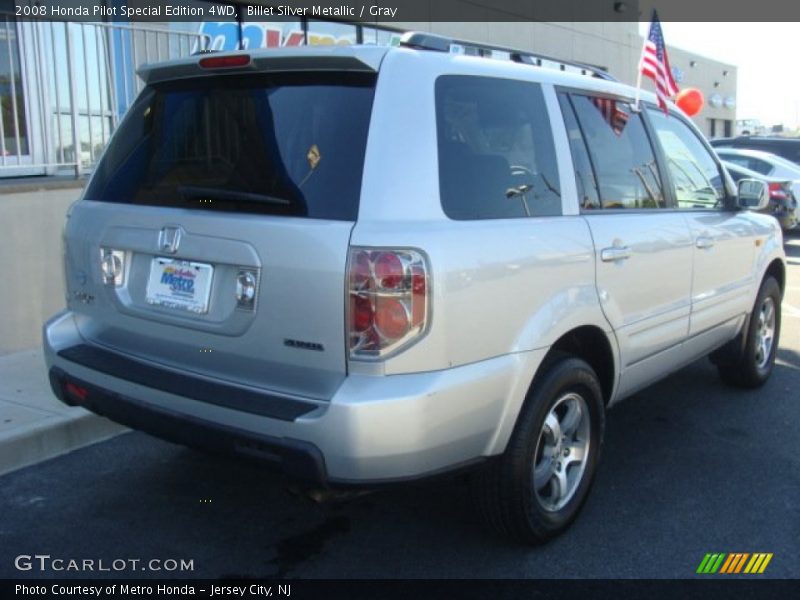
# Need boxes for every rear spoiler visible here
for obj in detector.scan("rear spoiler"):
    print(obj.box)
[138,46,388,85]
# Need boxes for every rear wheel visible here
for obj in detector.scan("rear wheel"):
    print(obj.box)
[718,276,781,389]
[472,356,605,544]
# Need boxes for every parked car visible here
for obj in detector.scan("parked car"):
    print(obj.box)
[44,34,786,545]
[714,148,800,214]
[722,161,799,231]
[710,135,800,166]
[714,147,800,181]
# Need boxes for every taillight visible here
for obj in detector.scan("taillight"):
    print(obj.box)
[198,54,250,69]
[768,182,789,200]
[347,248,430,359]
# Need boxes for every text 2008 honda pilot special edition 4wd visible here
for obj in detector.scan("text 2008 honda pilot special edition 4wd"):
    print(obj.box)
[44,33,786,544]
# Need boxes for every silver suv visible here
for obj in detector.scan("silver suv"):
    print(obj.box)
[44,34,786,544]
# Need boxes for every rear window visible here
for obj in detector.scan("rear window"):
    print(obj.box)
[85,72,376,220]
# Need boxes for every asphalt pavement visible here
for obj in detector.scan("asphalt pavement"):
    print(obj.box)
[2,233,799,580]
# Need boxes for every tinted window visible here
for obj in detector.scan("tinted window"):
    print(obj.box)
[84,72,375,220]
[436,76,561,220]
[570,94,664,209]
[648,108,726,209]
[558,93,600,209]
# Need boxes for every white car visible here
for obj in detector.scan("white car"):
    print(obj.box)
[715,147,800,202]
[44,33,786,544]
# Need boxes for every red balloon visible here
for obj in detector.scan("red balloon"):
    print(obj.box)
[676,88,704,116]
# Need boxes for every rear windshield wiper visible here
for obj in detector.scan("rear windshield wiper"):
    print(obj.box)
[178,185,292,206]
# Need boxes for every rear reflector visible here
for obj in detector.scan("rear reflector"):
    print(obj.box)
[65,382,88,402]
[199,54,251,69]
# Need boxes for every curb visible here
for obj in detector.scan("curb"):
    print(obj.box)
[0,349,128,477]
[0,408,128,477]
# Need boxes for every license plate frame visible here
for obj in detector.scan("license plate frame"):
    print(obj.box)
[145,257,214,314]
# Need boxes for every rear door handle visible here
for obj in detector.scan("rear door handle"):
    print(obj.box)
[600,246,631,262]
[696,236,715,249]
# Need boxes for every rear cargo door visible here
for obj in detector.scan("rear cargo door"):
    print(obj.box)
[63,71,376,400]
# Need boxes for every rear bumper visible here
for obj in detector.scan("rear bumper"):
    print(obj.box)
[44,311,544,484]
[48,366,327,482]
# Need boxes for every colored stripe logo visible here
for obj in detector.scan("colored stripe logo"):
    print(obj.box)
[697,553,773,574]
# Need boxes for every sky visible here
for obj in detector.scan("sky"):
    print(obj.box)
[649,22,800,128]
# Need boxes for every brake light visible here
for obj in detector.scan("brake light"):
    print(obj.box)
[198,54,250,69]
[348,248,430,359]
[768,182,789,200]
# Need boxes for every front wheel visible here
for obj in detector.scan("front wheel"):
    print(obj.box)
[472,356,605,544]
[718,276,782,388]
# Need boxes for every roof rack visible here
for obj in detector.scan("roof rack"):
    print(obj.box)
[398,31,617,82]
[398,32,451,53]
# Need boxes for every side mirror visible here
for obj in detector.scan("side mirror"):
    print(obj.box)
[737,179,770,211]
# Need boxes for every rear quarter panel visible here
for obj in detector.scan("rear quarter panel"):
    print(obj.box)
[353,50,613,377]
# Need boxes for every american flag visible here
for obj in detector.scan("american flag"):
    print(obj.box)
[592,97,630,137]
[640,11,679,112]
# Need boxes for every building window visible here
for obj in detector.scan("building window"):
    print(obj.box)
[723,119,732,137]
[0,12,29,157]
[361,26,401,46]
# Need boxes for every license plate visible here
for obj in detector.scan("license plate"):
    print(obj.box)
[145,258,214,314]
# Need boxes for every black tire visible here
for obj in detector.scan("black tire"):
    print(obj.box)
[718,276,781,389]
[472,356,605,545]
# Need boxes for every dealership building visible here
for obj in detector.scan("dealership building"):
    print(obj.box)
[0,0,737,179]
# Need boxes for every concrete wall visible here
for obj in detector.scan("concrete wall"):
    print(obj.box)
[0,187,78,355]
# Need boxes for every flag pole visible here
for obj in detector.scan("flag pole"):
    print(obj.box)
[634,11,651,113]
[634,58,643,112]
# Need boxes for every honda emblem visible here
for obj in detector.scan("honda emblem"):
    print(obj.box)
[158,226,183,254]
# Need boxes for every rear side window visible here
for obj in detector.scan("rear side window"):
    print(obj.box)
[563,93,665,209]
[85,72,376,221]
[435,76,561,220]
